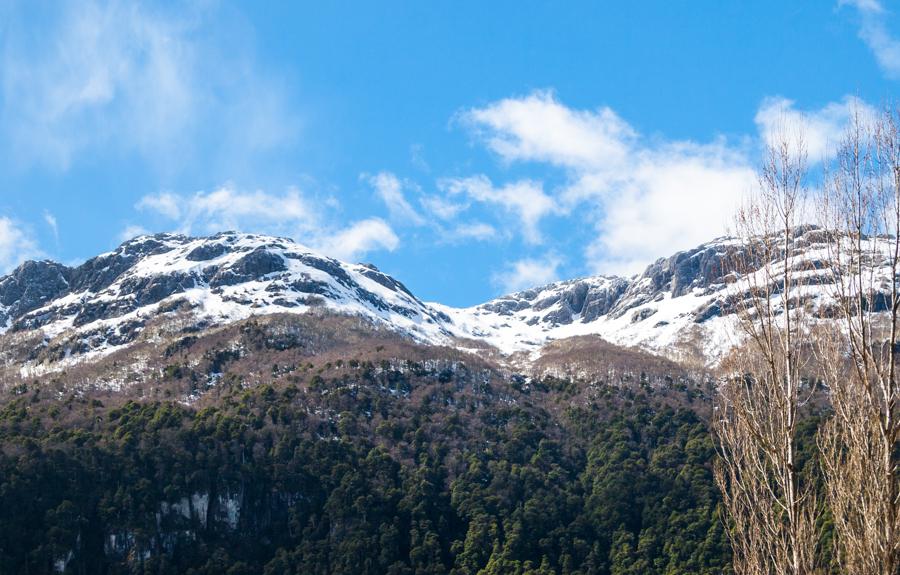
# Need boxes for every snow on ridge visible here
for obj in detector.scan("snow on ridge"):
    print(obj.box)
[0,232,453,367]
[2,227,897,370]
[434,228,899,364]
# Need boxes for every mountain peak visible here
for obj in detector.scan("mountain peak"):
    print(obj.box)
[0,232,450,368]
[0,225,892,372]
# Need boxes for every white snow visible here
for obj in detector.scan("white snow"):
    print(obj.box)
[2,228,897,373]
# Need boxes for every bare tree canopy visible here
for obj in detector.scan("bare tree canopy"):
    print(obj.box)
[817,106,900,575]
[715,125,821,575]
[716,105,900,575]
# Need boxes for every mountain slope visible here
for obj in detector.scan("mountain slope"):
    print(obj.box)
[0,226,894,373]
[436,234,746,362]
[438,226,893,364]
[0,232,451,367]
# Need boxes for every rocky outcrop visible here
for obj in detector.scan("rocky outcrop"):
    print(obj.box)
[209,247,288,287]
[0,232,452,364]
[0,260,71,326]
[641,243,734,297]
[478,276,630,327]
[0,225,891,368]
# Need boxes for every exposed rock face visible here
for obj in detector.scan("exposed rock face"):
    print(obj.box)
[209,247,288,287]
[642,243,734,297]
[0,232,452,362]
[357,263,417,299]
[69,236,180,293]
[438,226,898,364]
[185,242,227,262]
[0,261,71,327]
[479,277,630,327]
[0,225,894,369]
[463,238,742,336]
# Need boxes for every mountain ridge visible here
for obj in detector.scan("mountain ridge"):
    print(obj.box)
[0,226,886,373]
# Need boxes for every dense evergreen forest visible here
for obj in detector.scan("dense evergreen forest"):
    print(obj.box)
[0,350,736,575]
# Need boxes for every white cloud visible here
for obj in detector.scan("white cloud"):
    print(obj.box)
[366,171,425,225]
[420,195,467,221]
[461,90,635,172]
[458,91,881,276]
[754,96,875,161]
[317,218,399,261]
[588,151,754,275]
[138,186,317,235]
[137,192,182,220]
[136,186,399,261]
[0,217,41,273]
[1,1,296,171]
[841,0,884,12]
[43,211,59,242]
[492,255,562,293]
[434,221,498,244]
[451,222,497,242]
[118,224,150,242]
[842,0,900,78]
[410,143,430,172]
[462,91,756,274]
[440,175,559,244]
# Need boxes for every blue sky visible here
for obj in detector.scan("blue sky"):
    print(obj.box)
[0,0,898,305]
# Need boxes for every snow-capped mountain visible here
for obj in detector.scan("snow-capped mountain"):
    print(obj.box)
[435,234,746,363]
[438,226,890,364]
[0,227,892,371]
[0,232,452,364]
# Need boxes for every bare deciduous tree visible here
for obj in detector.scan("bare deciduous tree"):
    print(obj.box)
[715,126,821,575]
[817,106,900,575]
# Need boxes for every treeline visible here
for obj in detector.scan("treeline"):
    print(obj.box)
[0,364,732,574]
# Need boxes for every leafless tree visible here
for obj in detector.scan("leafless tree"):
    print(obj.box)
[817,106,900,575]
[714,125,821,575]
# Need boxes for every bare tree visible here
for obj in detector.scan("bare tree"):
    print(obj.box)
[817,106,900,575]
[714,126,821,575]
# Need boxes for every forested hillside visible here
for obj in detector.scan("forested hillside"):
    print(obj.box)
[0,317,737,574]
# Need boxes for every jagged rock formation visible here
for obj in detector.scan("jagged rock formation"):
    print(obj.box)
[0,232,450,367]
[0,226,893,372]
[439,226,893,363]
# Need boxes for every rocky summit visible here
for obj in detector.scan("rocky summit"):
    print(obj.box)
[0,226,892,373]
[0,232,450,366]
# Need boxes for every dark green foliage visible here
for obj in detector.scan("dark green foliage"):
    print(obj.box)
[0,367,732,574]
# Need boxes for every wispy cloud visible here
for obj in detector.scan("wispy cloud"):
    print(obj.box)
[455,90,873,277]
[138,187,318,236]
[461,90,635,172]
[137,192,182,220]
[439,175,560,245]
[0,1,297,172]
[366,171,425,225]
[755,95,876,160]
[420,195,467,221]
[0,217,41,273]
[316,219,399,261]
[43,210,59,243]
[409,143,430,173]
[136,185,400,261]
[492,254,562,293]
[841,0,900,78]
[460,90,755,275]
[450,222,497,242]
[118,224,150,243]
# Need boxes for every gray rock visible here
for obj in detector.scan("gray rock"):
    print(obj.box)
[210,248,288,287]
[631,307,657,323]
[0,260,71,324]
[357,265,417,299]
[186,243,227,261]
[580,279,629,322]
